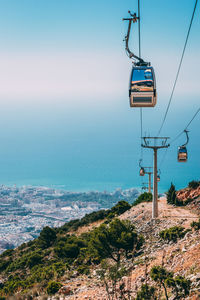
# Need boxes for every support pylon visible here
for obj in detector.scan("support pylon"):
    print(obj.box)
[142,137,170,219]
[143,167,153,193]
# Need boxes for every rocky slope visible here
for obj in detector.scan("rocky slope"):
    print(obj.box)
[55,197,200,300]
[0,191,200,300]
[177,185,200,211]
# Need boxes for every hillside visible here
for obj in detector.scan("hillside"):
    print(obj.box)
[0,186,200,299]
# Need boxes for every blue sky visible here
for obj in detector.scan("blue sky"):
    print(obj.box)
[0,0,199,191]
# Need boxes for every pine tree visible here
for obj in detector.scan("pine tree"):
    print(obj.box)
[167,183,176,205]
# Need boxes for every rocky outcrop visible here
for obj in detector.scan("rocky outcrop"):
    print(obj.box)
[176,186,200,202]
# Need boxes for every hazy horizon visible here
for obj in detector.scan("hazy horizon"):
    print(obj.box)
[0,0,199,193]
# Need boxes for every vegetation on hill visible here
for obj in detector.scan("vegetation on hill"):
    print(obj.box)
[58,200,131,233]
[0,191,198,299]
[133,192,152,206]
[188,180,200,189]
[167,183,193,206]
[150,266,191,299]
[191,218,200,230]
[0,199,141,297]
[159,226,190,242]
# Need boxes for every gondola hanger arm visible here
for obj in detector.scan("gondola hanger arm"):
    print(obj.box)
[123,11,148,66]
[139,159,143,167]
[182,130,189,147]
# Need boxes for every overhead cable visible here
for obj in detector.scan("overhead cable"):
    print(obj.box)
[138,0,144,160]
[157,0,199,136]
[159,106,200,168]
[171,106,200,144]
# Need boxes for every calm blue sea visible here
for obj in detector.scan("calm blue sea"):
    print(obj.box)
[0,98,198,194]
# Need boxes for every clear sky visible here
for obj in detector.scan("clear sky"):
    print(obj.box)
[0,0,199,191]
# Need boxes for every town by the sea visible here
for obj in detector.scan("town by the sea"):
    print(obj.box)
[0,185,140,254]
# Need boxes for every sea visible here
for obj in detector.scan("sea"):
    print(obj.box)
[0,98,198,194]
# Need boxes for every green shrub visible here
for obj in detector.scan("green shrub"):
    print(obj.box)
[54,235,85,259]
[110,200,131,216]
[184,198,193,205]
[136,284,156,300]
[58,201,132,234]
[0,259,11,272]
[27,253,42,268]
[38,226,57,249]
[191,218,200,230]
[18,243,27,250]
[159,226,188,242]
[64,243,80,258]
[166,275,191,298]
[151,266,191,299]
[88,218,143,263]
[47,281,61,295]
[188,180,200,189]
[0,249,14,258]
[150,266,173,300]
[166,183,177,205]
[97,260,127,299]
[77,265,90,275]
[133,192,152,206]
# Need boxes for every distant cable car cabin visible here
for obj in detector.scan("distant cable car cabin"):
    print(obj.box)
[140,167,145,176]
[178,146,188,162]
[129,66,157,107]
[178,130,189,163]
[157,169,161,182]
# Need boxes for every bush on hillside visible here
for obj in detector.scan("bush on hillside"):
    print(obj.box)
[47,281,61,295]
[166,184,192,206]
[77,264,90,275]
[188,180,200,189]
[109,200,131,216]
[38,226,57,249]
[89,218,144,263]
[159,226,189,242]
[54,235,85,259]
[27,253,42,268]
[150,266,191,299]
[0,249,14,258]
[135,284,156,300]
[166,183,177,205]
[0,259,11,272]
[58,201,132,234]
[133,192,152,206]
[191,218,200,230]
[97,260,127,299]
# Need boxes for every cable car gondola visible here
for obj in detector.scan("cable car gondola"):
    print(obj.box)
[178,130,189,163]
[140,167,145,176]
[178,146,188,162]
[129,66,157,107]
[139,159,145,176]
[157,169,161,182]
[123,11,157,108]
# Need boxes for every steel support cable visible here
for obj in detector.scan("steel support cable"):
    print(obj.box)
[138,0,141,58]
[159,106,200,168]
[138,0,144,160]
[159,148,168,168]
[171,106,200,144]
[157,0,199,136]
